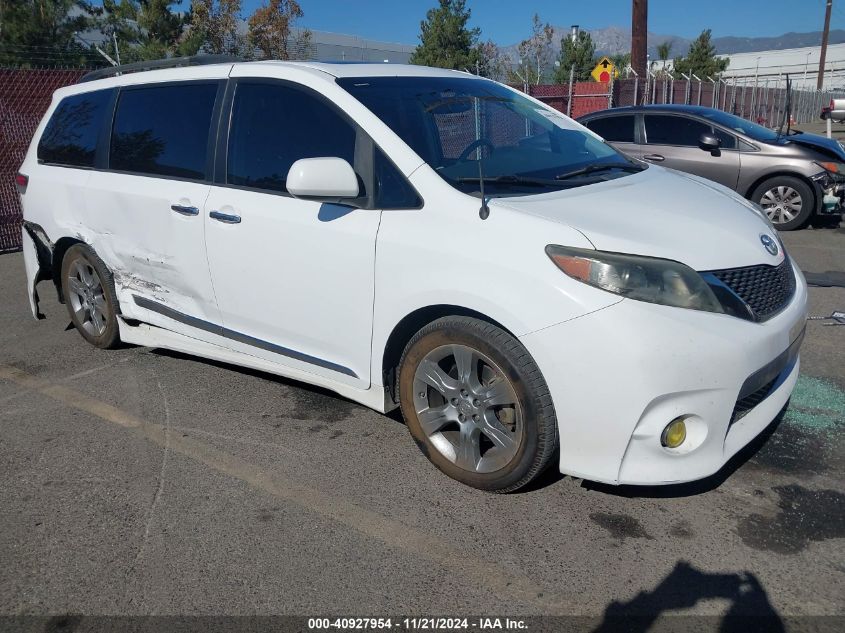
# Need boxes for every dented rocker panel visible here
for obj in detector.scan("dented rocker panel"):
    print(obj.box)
[132,295,358,378]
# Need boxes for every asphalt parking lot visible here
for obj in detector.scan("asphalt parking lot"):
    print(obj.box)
[0,225,843,630]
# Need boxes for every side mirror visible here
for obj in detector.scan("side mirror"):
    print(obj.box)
[699,133,721,154]
[287,157,360,202]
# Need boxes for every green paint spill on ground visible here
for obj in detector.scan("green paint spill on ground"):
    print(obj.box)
[784,375,845,432]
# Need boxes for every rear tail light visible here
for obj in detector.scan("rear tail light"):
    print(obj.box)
[15,172,28,194]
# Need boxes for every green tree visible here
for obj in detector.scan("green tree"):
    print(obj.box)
[673,29,727,78]
[247,0,311,60]
[99,0,185,62]
[554,29,595,83]
[181,0,245,56]
[409,0,480,70]
[0,0,97,66]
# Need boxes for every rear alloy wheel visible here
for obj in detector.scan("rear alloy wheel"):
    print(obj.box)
[61,244,121,349]
[398,316,558,493]
[752,176,814,231]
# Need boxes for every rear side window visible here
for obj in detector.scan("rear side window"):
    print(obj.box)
[644,115,710,146]
[585,115,635,143]
[227,82,356,193]
[110,82,218,180]
[38,89,113,167]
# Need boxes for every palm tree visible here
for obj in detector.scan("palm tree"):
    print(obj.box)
[657,41,672,72]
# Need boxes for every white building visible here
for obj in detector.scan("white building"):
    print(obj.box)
[720,43,845,90]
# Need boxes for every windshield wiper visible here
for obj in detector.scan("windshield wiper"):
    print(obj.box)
[555,162,644,180]
[456,174,564,187]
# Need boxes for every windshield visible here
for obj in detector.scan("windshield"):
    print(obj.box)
[337,76,643,196]
[697,109,781,143]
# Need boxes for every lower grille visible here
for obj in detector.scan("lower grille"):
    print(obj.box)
[730,376,778,423]
[707,258,796,322]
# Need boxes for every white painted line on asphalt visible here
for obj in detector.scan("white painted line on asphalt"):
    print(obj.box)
[0,363,581,615]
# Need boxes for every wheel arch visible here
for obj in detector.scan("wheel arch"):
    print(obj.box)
[380,304,520,406]
[51,236,87,303]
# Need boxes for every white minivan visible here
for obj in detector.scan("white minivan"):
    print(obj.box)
[18,58,807,492]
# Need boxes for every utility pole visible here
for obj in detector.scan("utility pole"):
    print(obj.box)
[631,0,648,79]
[818,0,832,90]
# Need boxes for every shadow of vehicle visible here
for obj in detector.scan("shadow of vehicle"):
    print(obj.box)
[592,561,784,633]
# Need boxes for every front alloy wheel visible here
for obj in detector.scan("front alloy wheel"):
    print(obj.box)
[412,344,522,474]
[398,316,558,493]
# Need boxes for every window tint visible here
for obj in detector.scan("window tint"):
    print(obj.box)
[227,82,356,193]
[644,115,710,146]
[585,115,635,143]
[374,147,421,208]
[38,89,113,167]
[110,83,218,179]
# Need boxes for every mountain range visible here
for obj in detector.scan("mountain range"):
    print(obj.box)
[505,26,845,59]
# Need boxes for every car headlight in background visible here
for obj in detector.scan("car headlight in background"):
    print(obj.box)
[546,245,725,313]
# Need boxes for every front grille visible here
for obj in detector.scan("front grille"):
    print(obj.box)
[730,376,778,423]
[708,258,796,321]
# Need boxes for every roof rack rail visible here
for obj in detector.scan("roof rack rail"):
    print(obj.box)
[79,55,243,83]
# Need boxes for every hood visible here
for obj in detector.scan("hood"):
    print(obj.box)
[785,131,845,161]
[490,166,785,271]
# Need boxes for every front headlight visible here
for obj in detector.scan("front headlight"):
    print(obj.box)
[546,245,724,313]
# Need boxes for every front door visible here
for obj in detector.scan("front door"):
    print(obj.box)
[204,79,381,388]
[642,113,741,190]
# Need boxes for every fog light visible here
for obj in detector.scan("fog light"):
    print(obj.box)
[661,418,687,448]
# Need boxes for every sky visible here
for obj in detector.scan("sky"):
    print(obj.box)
[231,0,845,46]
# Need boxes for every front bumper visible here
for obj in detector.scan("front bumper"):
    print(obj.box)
[519,260,808,486]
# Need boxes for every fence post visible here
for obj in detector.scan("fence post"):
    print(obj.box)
[627,65,639,109]
[567,64,574,117]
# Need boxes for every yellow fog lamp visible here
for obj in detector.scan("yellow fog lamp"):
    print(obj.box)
[661,417,688,449]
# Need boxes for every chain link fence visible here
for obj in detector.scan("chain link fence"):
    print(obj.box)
[2,62,842,254]
[611,73,844,126]
[1,68,88,253]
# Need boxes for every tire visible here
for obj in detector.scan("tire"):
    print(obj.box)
[398,316,558,493]
[60,244,121,349]
[750,176,815,231]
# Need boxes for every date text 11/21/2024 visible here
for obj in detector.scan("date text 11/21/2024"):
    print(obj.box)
[307,617,528,630]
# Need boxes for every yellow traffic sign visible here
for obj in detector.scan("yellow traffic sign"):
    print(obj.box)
[591,56,618,83]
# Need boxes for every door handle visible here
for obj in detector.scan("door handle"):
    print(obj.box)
[209,210,242,224]
[643,154,665,162]
[171,204,199,216]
